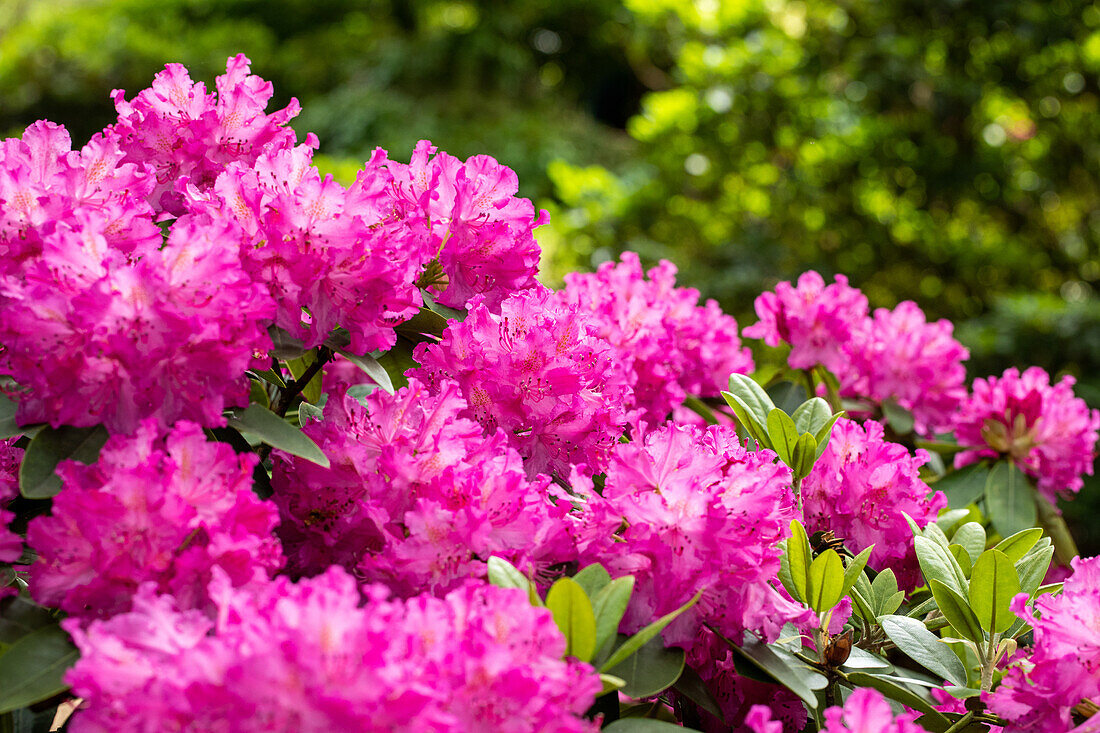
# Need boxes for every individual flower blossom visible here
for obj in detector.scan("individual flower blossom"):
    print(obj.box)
[272,379,578,595]
[1,214,274,433]
[842,301,969,435]
[187,141,431,353]
[954,367,1100,503]
[575,423,813,651]
[747,688,925,733]
[381,140,544,310]
[985,555,1100,733]
[27,421,283,618]
[801,418,946,590]
[742,271,868,376]
[64,568,601,732]
[413,286,632,477]
[108,54,300,215]
[556,252,753,424]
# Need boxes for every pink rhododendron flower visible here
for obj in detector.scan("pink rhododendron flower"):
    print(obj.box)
[272,379,578,594]
[802,418,946,589]
[556,252,753,424]
[985,555,1100,732]
[742,271,868,375]
[954,367,1100,503]
[576,423,813,650]
[381,139,544,310]
[65,569,600,732]
[413,286,631,477]
[748,688,925,733]
[108,54,300,215]
[0,438,24,599]
[842,301,969,435]
[27,421,283,618]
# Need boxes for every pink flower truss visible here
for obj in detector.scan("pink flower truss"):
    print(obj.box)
[954,367,1100,503]
[187,140,431,353]
[381,139,544,310]
[272,379,578,595]
[108,54,300,215]
[802,418,946,590]
[842,301,970,435]
[413,286,632,477]
[64,569,601,732]
[748,688,925,733]
[576,423,813,650]
[27,421,283,618]
[0,124,273,433]
[985,556,1100,733]
[556,252,753,424]
[742,271,868,376]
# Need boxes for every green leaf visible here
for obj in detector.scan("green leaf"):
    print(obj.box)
[375,336,419,391]
[248,368,286,389]
[914,536,968,596]
[0,625,77,714]
[394,307,451,340]
[285,351,323,405]
[948,545,972,578]
[778,549,797,600]
[681,396,719,425]
[767,381,809,415]
[592,577,635,660]
[968,549,1020,634]
[849,585,876,623]
[792,397,832,435]
[766,408,799,465]
[604,634,686,699]
[572,564,612,599]
[19,423,110,499]
[487,557,530,592]
[227,405,329,468]
[602,720,698,732]
[841,646,893,672]
[332,347,395,395]
[0,598,56,646]
[673,664,725,722]
[870,569,899,607]
[297,401,323,426]
[421,290,466,322]
[929,580,985,644]
[951,523,987,565]
[993,528,1043,564]
[807,549,845,613]
[728,373,777,426]
[600,592,701,672]
[924,522,952,550]
[934,463,991,509]
[812,411,845,457]
[840,545,874,601]
[844,671,948,725]
[0,395,41,441]
[248,378,271,408]
[1017,546,1055,597]
[786,521,812,602]
[546,578,597,662]
[883,398,916,435]
[791,432,818,480]
[720,391,771,449]
[985,461,1037,539]
[267,325,309,359]
[880,615,967,686]
[1034,492,1079,566]
[717,632,827,708]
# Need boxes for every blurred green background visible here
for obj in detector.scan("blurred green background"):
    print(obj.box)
[3,0,1100,549]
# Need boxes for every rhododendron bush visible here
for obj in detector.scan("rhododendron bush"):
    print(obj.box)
[1,57,1099,733]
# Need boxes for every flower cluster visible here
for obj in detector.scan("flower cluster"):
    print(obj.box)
[64,568,600,732]
[802,418,946,589]
[556,252,753,424]
[272,379,577,595]
[0,438,23,597]
[955,366,1100,502]
[107,54,301,215]
[985,555,1100,732]
[27,421,283,618]
[747,688,926,733]
[577,422,811,648]
[414,286,632,477]
[744,272,969,435]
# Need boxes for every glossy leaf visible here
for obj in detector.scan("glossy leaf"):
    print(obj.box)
[573,564,612,599]
[985,461,1036,539]
[929,580,985,644]
[951,523,987,565]
[880,615,967,686]
[813,411,845,457]
[600,592,700,672]
[487,557,530,592]
[840,546,874,601]
[285,350,323,405]
[914,536,968,596]
[297,402,323,426]
[948,545,972,578]
[0,598,56,646]
[969,550,1020,634]
[792,397,832,435]
[592,577,635,660]
[1017,546,1055,597]
[546,578,597,662]
[844,672,948,725]
[227,405,329,468]
[1034,492,1079,566]
[727,373,777,427]
[883,398,916,435]
[605,634,686,699]
[0,625,77,714]
[19,423,109,499]
[785,521,812,602]
[993,528,1043,564]
[934,462,991,509]
[673,664,725,721]
[721,391,770,449]
[766,408,798,466]
[333,347,395,395]
[791,432,818,479]
[718,632,827,708]
[807,549,845,613]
